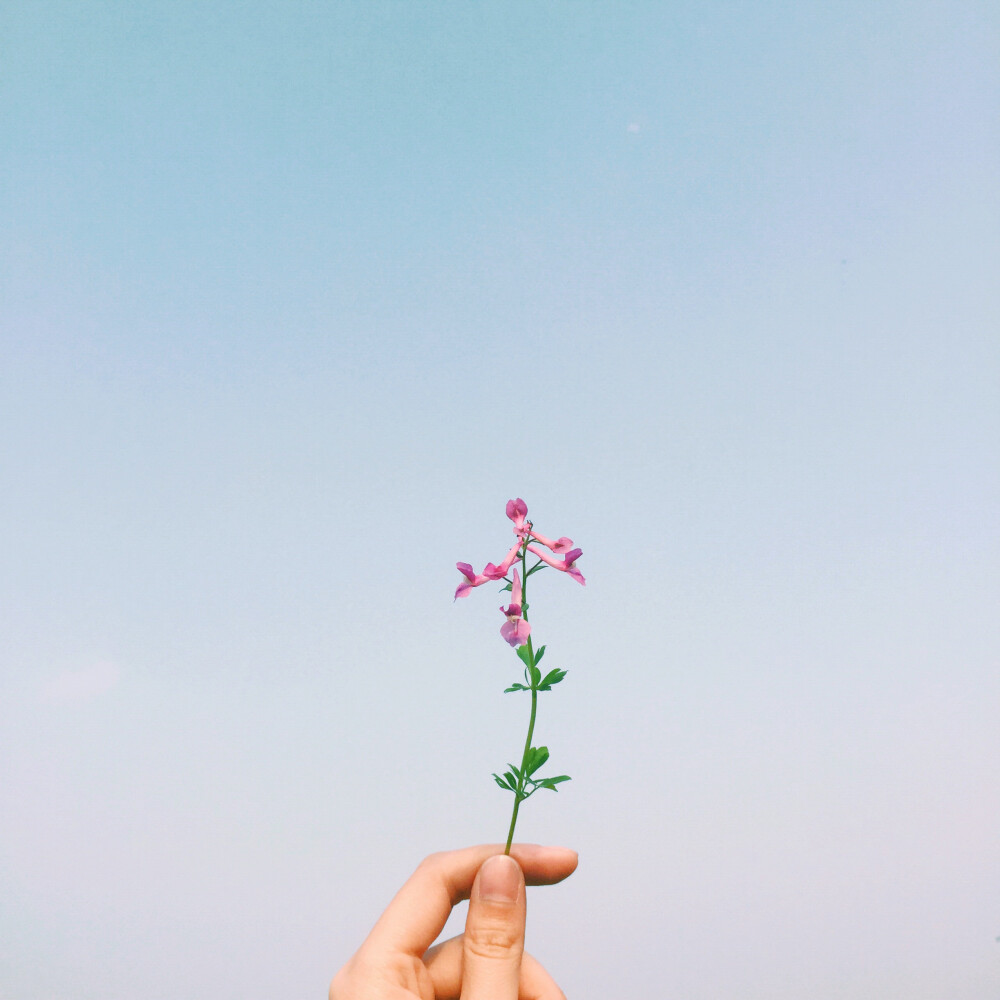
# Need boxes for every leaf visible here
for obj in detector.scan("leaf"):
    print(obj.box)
[506,764,523,782]
[503,770,520,790]
[500,582,512,592]
[493,773,513,791]
[516,645,533,668]
[529,664,541,687]
[525,562,545,577]
[537,775,571,791]
[534,645,546,665]
[504,683,529,693]
[525,746,550,775]
[540,668,567,688]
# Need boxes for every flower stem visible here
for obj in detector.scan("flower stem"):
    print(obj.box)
[504,676,538,854]
[505,541,537,855]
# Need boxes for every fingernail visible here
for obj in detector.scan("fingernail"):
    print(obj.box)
[478,854,521,903]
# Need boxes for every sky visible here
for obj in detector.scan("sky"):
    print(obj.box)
[1,2,998,997]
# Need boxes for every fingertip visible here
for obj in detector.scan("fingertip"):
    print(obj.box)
[477,854,523,903]
[509,842,578,857]
[507,844,579,885]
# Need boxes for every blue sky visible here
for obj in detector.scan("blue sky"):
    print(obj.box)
[2,2,998,997]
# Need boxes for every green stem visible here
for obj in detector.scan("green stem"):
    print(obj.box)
[504,541,537,855]
[504,680,538,854]
[503,791,521,855]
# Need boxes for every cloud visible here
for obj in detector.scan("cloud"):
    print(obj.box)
[627,122,641,133]
[40,660,122,703]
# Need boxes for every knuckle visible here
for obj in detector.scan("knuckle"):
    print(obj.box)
[417,850,445,874]
[464,920,523,960]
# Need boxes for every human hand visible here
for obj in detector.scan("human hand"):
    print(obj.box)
[330,843,578,1000]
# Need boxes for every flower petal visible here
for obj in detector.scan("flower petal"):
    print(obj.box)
[505,498,528,521]
[500,617,532,647]
[526,545,586,585]
[529,530,575,554]
[482,541,522,580]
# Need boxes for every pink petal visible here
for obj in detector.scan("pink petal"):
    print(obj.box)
[526,544,563,571]
[529,530,574,554]
[563,548,585,585]
[500,618,532,647]
[506,498,530,539]
[482,541,521,580]
[454,562,488,600]
[455,581,476,600]
[526,545,586,585]
[505,498,528,521]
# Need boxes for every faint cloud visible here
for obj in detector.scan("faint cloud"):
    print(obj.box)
[40,660,122,703]
[626,122,641,133]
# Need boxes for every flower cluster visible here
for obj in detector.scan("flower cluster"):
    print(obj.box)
[455,498,584,646]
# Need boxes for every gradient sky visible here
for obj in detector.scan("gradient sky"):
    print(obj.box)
[2,2,998,998]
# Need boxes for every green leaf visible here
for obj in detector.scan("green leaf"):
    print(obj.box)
[493,773,513,791]
[500,582,512,592]
[525,746,550,775]
[525,562,545,577]
[504,683,529,693]
[540,668,567,688]
[534,645,546,665]
[516,645,533,668]
[506,764,523,782]
[529,664,541,687]
[537,775,571,791]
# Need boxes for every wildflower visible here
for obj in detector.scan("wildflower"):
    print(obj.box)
[454,562,489,600]
[525,544,586,586]
[528,529,575,554]
[483,541,522,581]
[499,570,531,647]
[506,498,530,539]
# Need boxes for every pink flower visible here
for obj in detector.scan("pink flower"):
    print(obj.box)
[528,529,575,554]
[499,569,532,647]
[526,544,586,586]
[482,541,522,581]
[454,562,489,600]
[506,498,530,539]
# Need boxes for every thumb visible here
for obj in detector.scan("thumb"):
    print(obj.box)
[460,854,526,1000]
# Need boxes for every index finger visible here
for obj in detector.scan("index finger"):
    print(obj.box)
[361,843,578,958]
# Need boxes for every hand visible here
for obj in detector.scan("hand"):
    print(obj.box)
[330,843,578,1000]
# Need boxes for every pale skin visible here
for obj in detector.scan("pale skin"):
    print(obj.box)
[330,843,578,1000]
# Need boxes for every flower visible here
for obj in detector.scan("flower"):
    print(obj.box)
[499,569,531,647]
[482,541,522,581]
[454,562,489,600]
[526,544,586,585]
[506,498,530,539]
[528,529,575,554]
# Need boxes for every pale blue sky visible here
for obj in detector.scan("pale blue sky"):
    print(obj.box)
[2,3,998,998]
